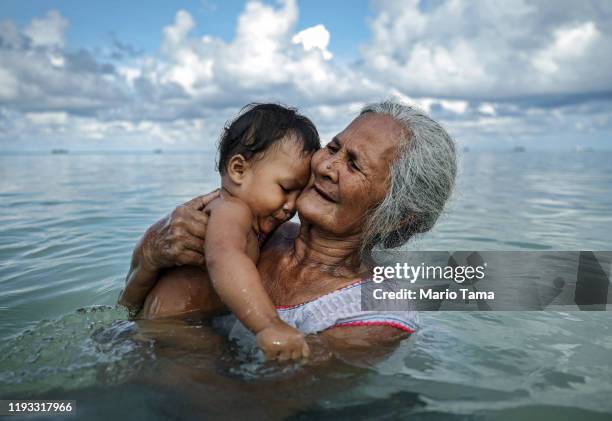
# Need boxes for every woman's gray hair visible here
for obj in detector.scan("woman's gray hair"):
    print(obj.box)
[360,100,457,257]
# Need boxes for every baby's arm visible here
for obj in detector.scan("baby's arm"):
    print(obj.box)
[205,200,309,361]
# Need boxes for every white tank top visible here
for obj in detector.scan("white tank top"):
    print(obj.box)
[213,279,418,348]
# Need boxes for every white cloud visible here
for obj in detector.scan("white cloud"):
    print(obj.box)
[478,103,497,116]
[0,15,128,115]
[129,0,380,111]
[362,0,612,97]
[24,10,68,48]
[162,10,194,49]
[533,22,599,74]
[440,99,468,115]
[0,0,611,150]
[292,24,333,60]
[0,66,19,100]
[25,111,68,125]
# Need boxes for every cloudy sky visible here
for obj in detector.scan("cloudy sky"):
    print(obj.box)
[1,0,611,150]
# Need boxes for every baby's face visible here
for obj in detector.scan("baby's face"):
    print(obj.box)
[242,137,312,234]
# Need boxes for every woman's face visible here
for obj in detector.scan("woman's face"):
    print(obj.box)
[297,113,405,237]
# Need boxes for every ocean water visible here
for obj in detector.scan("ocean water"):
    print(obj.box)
[1,150,611,420]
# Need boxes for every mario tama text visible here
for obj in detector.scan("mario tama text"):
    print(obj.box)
[371,262,495,301]
[373,287,494,301]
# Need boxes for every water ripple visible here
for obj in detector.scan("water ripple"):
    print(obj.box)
[1,151,611,417]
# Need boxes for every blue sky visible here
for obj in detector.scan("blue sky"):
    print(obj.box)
[1,0,611,150]
[1,0,371,60]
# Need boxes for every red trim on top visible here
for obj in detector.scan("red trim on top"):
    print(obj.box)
[274,278,368,310]
[332,320,415,334]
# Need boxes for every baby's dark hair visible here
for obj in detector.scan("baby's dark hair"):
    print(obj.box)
[217,103,320,174]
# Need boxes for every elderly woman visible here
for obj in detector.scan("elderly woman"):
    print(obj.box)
[119,100,456,357]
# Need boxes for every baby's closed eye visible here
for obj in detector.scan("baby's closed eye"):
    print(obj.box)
[280,182,303,194]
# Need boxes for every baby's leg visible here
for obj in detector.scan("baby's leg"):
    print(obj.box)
[141,266,227,320]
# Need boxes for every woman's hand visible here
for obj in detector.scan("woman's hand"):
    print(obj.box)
[142,190,220,270]
[118,189,219,312]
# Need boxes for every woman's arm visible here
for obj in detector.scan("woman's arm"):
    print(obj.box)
[135,219,300,320]
[118,221,165,313]
[319,325,410,365]
[118,191,219,312]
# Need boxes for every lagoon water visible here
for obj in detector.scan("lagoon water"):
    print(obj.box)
[1,150,612,420]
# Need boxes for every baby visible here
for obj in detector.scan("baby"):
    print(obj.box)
[145,104,319,360]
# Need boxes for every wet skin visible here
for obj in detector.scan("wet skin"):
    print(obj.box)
[143,138,312,360]
[121,113,412,361]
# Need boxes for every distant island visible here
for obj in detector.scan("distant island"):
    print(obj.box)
[512,146,526,152]
[51,149,69,154]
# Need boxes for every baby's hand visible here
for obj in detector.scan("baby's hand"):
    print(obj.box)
[256,319,310,361]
